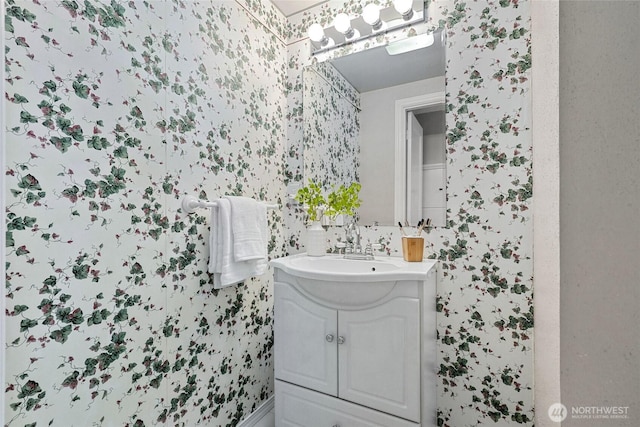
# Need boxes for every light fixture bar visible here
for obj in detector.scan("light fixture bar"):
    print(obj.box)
[308,5,425,56]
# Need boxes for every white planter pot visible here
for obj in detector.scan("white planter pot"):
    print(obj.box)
[306,221,326,256]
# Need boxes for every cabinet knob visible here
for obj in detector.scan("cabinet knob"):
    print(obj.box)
[333,425,340,427]
[337,336,345,345]
[325,334,334,343]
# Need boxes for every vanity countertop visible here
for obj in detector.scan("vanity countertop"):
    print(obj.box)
[270,253,437,282]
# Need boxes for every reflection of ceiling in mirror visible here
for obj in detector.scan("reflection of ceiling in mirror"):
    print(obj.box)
[330,32,445,93]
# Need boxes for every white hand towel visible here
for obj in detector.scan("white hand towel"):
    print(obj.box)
[208,201,221,274]
[208,198,267,289]
[225,196,268,262]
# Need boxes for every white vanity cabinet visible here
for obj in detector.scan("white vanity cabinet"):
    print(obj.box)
[272,255,437,427]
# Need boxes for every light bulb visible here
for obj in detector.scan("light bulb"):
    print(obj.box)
[308,23,325,43]
[362,4,383,30]
[393,0,414,19]
[334,13,352,35]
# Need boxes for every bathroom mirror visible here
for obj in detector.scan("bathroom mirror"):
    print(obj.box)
[303,29,446,227]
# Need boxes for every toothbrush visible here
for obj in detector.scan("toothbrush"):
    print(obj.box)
[416,218,432,235]
[398,221,407,236]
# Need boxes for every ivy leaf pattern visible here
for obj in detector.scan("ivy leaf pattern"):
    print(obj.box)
[288,0,534,425]
[5,0,532,426]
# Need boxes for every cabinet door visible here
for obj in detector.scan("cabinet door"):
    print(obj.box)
[274,282,338,395]
[338,298,421,422]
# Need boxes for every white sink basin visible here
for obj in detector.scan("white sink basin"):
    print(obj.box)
[271,253,436,282]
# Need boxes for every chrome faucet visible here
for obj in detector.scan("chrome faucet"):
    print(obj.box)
[343,222,354,252]
[353,223,362,254]
[343,221,374,260]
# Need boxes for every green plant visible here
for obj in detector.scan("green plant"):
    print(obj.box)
[295,180,362,223]
[294,179,326,222]
[326,182,362,219]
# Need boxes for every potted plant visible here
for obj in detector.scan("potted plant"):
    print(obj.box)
[294,179,326,222]
[295,179,328,256]
[295,180,362,256]
[326,182,362,225]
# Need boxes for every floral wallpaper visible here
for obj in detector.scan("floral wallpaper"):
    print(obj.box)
[302,61,360,190]
[4,0,533,425]
[4,0,287,425]
[287,0,534,425]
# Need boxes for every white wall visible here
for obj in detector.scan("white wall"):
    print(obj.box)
[417,110,446,165]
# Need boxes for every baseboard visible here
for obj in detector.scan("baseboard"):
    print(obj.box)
[238,395,275,427]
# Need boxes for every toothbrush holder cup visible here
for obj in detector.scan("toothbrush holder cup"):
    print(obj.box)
[401,236,424,262]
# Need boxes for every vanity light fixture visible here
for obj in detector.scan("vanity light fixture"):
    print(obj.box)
[307,1,425,55]
[393,0,414,20]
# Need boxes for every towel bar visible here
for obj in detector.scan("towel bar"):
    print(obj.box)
[181,195,278,214]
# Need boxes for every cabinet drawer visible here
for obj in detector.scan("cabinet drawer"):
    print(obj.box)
[276,380,419,427]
